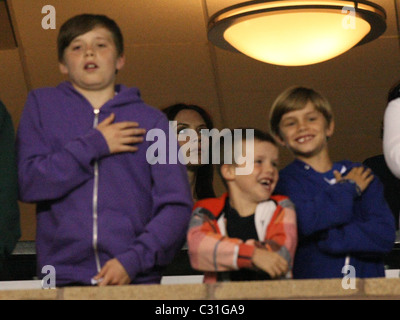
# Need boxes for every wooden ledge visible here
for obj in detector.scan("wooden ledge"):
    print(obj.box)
[1,278,400,300]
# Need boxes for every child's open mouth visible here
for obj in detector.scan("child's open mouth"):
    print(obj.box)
[296,135,313,143]
[84,63,98,70]
[259,178,273,189]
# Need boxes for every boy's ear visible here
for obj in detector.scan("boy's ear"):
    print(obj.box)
[220,164,235,182]
[116,54,125,71]
[59,62,69,75]
[274,133,286,147]
[326,119,335,138]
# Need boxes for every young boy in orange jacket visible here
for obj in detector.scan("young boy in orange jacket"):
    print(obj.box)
[187,128,297,283]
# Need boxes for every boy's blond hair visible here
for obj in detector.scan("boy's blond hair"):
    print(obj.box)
[269,86,333,139]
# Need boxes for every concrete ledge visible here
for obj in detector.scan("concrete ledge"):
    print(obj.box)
[364,278,400,298]
[62,283,209,300]
[0,288,58,300]
[0,278,400,300]
[210,278,362,300]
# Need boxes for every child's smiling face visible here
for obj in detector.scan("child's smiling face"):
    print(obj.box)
[229,139,279,206]
[277,101,334,159]
[59,26,125,92]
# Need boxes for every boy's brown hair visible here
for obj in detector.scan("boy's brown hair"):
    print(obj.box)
[269,86,333,139]
[57,14,124,62]
[217,128,278,187]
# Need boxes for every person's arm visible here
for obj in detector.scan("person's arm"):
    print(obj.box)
[187,205,289,278]
[0,101,20,256]
[263,200,297,269]
[384,98,400,178]
[17,91,110,202]
[113,116,193,281]
[187,206,253,272]
[317,177,396,256]
[275,177,358,238]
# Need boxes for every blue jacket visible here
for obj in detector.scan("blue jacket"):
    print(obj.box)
[275,159,396,279]
[17,81,193,286]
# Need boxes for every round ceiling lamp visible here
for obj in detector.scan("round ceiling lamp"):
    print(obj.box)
[208,1,386,66]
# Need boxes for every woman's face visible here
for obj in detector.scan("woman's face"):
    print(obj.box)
[174,109,210,166]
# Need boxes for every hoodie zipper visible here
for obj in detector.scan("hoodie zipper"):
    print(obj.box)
[92,108,101,273]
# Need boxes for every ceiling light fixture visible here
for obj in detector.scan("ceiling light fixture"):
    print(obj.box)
[208,0,386,66]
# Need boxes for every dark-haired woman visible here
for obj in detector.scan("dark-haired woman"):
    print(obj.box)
[163,103,216,201]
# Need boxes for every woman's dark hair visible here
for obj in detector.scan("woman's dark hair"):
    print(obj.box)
[162,103,216,200]
[57,14,124,62]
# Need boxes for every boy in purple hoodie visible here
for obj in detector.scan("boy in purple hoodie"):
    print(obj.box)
[16,14,193,287]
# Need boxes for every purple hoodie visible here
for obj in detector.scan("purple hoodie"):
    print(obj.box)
[16,81,193,286]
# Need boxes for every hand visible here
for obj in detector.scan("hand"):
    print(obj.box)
[96,113,146,154]
[251,247,288,279]
[93,258,131,286]
[334,166,374,193]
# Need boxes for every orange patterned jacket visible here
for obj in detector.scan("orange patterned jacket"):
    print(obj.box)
[187,193,297,283]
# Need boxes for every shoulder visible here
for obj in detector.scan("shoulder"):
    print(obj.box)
[118,85,168,122]
[264,196,297,226]
[277,161,305,185]
[144,105,168,123]
[384,99,400,124]
[22,87,59,115]
[22,87,64,119]
[386,98,400,111]
[278,163,295,178]
[26,84,69,103]
[28,86,56,97]
[194,193,228,217]
[271,194,295,210]
[279,160,306,174]
[337,159,363,171]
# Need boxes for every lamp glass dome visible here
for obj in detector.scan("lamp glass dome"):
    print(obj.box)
[224,10,370,66]
[208,1,387,66]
